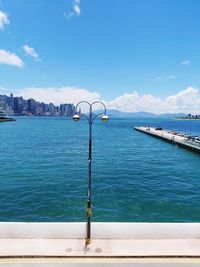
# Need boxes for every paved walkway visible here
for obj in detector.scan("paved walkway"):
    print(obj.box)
[1,238,200,257]
[1,258,200,267]
[1,223,200,258]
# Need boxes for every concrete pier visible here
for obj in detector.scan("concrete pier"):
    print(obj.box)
[134,126,200,153]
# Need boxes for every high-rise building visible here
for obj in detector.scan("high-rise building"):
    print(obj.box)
[14,97,24,115]
[27,99,37,115]
[60,103,75,116]
[10,93,14,109]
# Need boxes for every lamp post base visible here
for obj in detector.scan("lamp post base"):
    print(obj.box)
[85,238,91,246]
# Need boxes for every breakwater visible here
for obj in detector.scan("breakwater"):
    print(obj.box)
[134,126,200,153]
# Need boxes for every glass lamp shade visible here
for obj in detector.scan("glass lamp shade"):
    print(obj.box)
[73,114,80,121]
[101,114,109,122]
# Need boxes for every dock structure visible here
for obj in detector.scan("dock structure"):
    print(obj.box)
[134,126,200,154]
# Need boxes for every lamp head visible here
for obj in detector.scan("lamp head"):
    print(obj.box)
[101,114,109,122]
[73,114,80,121]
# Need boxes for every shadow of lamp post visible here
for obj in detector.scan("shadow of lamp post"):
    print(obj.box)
[73,101,109,246]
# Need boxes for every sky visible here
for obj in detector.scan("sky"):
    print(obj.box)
[0,0,200,113]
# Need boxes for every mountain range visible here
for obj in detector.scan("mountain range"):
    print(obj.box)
[104,109,187,118]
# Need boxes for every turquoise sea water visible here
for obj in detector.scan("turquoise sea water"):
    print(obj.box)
[0,117,200,222]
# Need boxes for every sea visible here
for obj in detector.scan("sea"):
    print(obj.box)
[0,117,200,222]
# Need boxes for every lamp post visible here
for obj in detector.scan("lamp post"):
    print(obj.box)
[73,101,108,246]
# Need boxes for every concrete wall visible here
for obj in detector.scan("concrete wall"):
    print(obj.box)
[1,222,200,239]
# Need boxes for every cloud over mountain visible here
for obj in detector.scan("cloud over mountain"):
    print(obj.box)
[106,87,200,114]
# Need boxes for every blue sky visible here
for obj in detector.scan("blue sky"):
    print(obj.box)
[0,0,200,113]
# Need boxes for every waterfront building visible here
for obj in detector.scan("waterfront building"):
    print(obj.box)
[27,98,37,115]
[0,93,76,116]
[14,97,24,115]
[10,93,14,109]
[60,103,75,116]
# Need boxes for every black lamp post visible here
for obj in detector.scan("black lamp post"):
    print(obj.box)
[73,101,108,246]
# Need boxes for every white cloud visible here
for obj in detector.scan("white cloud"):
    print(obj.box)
[0,86,11,93]
[106,92,162,113]
[0,49,24,67]
[64,12,74,19]
[0,10,9,31]
[64,0,81,19]
[180,60,190,65]
[106,87,200,114]
[165,87,200,112]
[73,0,81,16]
[22,45,40,60]
[16,86,100,109]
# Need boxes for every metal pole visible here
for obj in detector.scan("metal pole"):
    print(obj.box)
[74,101,107,246]
[86,104,92,246]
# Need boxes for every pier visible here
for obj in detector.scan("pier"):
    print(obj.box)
[134,126,200,153]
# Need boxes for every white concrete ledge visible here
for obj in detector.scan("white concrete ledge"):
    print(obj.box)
[1,223,200,257]
[1,222,200,239]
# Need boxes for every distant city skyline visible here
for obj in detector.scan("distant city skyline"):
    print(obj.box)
[0,93,75,116]
[0,0,200,113]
